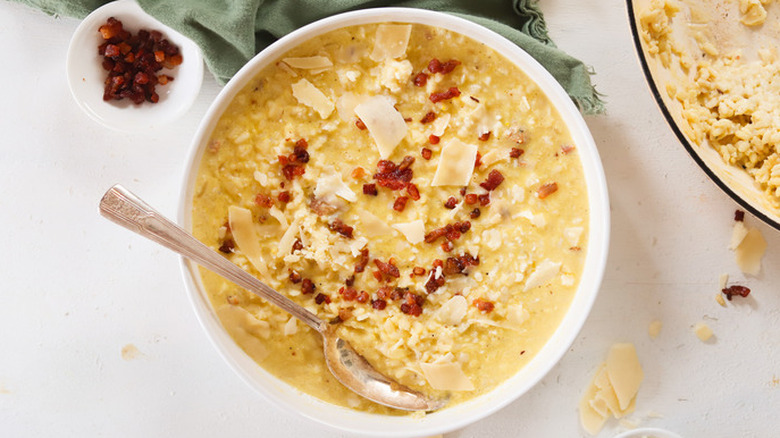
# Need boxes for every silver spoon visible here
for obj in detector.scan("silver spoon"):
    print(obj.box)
[99,184,445,412]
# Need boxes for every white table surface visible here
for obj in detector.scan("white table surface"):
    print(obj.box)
[2,1,778,437]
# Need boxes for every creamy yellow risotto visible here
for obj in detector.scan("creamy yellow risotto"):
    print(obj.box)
[192,22,588,413]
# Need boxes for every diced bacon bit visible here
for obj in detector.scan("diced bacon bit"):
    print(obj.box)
[355,118,367,130]
[413,72,428,87]
[411,267,427,277]
[537,182,559,199]
[314,293,331,305]
[510,148,524,158]
[345,275,355,287]
[424,260,446,294]
[421,147,433,160]
[338,308,353,321]
[400,292,425,316]
[328,219,354,238]
[478,193,491,206]
[570,246,581,251]
[374,258,401,279]
[351,167,366,180]
[362,183,378,196]
[722,285,751,300]
[354,248,369,273]
[469,96,480,103]
[374,156,415,191]
[469,208,481,219]
[339,287,358,301]
[393,196,409,212]
[372,299,387,310]
[428,135,440,145]
[464,193,478,205]
[357,291,370,303]
[430,87,461,103]
[473,298,495,313]
[459,187,467,196]
[377,286,407,301]
[255,193,274,208]
[561,145,575,154]
[289,269,302,284]
[406,183,421,200]
[218,238,235,254]
[291,139,310,163]
[479,169,505,191]
[443,252,479,275]
[301,278,316,295]
[478,131,491,141]
[277,191,292,203]
[444,197,458,209]
[427,58,461,74]
[226,295,239,305]
[292,238,303,253]
[282,163,306,180]
[734,210,745,222]
[424,221,471,243]
[420,111,437,124]
[474,151,482,169]
[441,241,454,252]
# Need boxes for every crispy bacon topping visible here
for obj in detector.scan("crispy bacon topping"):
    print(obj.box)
[428,135,440,145]
[314,293,330,304]
[444,196,458,209]
[393,196,409,212]
[510,148,524,158]
[474,151,482,169]
[328,219,354,238]
[469,208,481,219]
[255,193,274,208]
[421,147,433,160]
[374,156,415,191]
[537,182,558,199]
[722,285,751,300]
[400,292,425,316]
[351,167,366,180]
[218,238,235,254]
[277,191,291,203]
[441,241,454,252]
[291,238,303,253]
[478,193,491,206]
[420,111,437,124]
[374,258,400,279]
[372,299,387,310]
[480,169,505,191]
[430,87,461,103]
[357,291,369,303]
[406,183,420,201]
[362,183,378,196]
[355,118,367,130]
[413,72,428,87]
[412,267,427,277]
[427,58,461,74]
[288,269,302,284]
[282,163,305,180]
[734,210,745,222]
[354,248,369,273]
[301,278,315,295]
[339,287,358,301]
[424,221,471,244]
[473,298,494,313]
[478,131,491,141]
[464,193,478,205]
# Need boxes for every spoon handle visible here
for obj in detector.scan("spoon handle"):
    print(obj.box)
[99,184,324,331]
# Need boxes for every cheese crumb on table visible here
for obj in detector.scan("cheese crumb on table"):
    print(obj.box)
[693,321,714,342]
[648,320,662,339]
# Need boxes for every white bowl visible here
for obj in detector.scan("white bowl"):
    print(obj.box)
[178,8,610,436]
[66,0,203,132]
[614,427,684,438]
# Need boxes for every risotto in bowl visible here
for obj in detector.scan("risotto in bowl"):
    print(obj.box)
[180,8,609,436]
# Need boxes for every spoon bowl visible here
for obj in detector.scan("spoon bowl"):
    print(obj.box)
[98,184,443,412]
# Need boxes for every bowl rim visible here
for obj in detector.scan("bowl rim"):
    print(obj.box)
[177,7,610,436]
[625,0,780,232]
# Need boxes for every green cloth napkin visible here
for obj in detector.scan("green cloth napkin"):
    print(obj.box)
[16,0,604,113]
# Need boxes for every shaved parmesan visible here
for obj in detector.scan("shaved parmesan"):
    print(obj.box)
[354,96,407,158]
[268,206,288,228]
[336,92,369,122]
[524,260,561,291]
[291,78,333,119]
[480,149,508,167]
[278,216,303,256]
[431,113,451,137]
[693,321,713,342]
[349,236,368,256]
[431,139,478,186]
[282,56,333,69]
[283,316,298,336]
[579,365,609,435]
[228,206,270,278]
[393,219,425,244]
[734,226,767,275]
[728,220,749,250]
[370,24,412,62]
[437,295,468,325]
[217,305,270,361]
[564,227,584,247]
[420,361,474,391]
[506,304,530,327]
[314,167,357,202]
[606,343,643,411]
[357,210,395,237]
